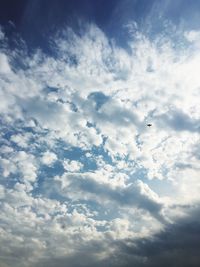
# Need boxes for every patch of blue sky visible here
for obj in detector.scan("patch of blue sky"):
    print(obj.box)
[60,146,86,160]
[43,86,59,94]
[38,161,64,181]
[88,91,110,111]
[147,178,176,198]
[56,137,113,166]
[37,189,70,205]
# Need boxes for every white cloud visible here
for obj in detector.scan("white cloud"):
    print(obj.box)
[0,26,5,40]
[0,53,11,73]
[63,159,83,172]
[41,151,57,166]
[1,145,14,154]
[184,30,200,43]
[1,21,200,267]
[0,185,5,199]
[0,151,37,184]
[14,151,38,183]
[10,133,30,148]
[0,157,17,178]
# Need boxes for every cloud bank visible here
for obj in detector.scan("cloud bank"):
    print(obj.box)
[0,18,200,267]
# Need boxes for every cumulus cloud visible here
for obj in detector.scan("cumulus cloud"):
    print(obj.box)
[41,151,58,166]
[0,53,11,73]
[10,133,31,148]
[63,159,83,172]
[0,17,200,267]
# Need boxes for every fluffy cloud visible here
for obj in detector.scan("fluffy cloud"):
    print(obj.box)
[41,151,58,166]
[63,159,83,172]
[0,53,11,73]
[0,185,5,199]
[0,150,37,184]
[0,20,200,267]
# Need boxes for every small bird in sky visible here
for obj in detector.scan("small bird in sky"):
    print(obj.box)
[147,123,152,127]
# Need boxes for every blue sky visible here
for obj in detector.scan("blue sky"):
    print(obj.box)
[0,1,200,267]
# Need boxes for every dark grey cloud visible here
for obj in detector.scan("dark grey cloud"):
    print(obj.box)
[26,207,200,267]
[116,208,200,267]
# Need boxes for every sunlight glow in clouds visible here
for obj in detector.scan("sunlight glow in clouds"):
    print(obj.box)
[0,20,200,267]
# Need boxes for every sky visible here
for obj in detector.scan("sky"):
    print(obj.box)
[0,0,200,266]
